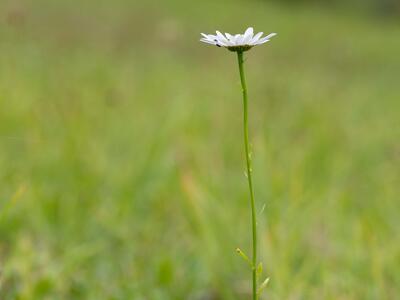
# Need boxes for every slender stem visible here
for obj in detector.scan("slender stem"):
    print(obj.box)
[237,51,258,300]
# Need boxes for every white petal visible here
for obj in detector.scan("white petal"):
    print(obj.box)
[237,34,246,45]
[233,34,241,45]
[243,27,254,44]
[244,27,254,36]
[225,33,234,42]
[215,38,228,46]
[201,34,218,43]
[206,34,218,41]
[256,40,270,45]
[200,38,217,45]
[264,33,277,39]
[215,31,231,46]
[250,32,263,45]
[243,34,253,44]
[204,33,226,46]
[255,33,277,45]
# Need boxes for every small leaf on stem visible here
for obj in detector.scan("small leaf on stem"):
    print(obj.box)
[235,248,252,267]
[256,262,263,279]
[257,277,270,295]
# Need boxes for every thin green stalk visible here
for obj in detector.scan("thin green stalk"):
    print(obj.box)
[236,50,258,300]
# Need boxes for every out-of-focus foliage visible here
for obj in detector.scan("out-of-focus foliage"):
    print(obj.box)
[0,0,399,299]
[270,0,400,17]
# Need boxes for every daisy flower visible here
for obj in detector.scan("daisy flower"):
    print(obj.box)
[199,26,277,300]
[200,27,276,52]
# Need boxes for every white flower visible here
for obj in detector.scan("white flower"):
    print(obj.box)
[200,27,276,52]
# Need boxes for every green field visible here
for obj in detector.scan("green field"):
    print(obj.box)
[0,0,399,299]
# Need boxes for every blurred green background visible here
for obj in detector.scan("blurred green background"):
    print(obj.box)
[0,0,399,299]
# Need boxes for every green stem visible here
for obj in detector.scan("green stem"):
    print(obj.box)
[237,51,258,300]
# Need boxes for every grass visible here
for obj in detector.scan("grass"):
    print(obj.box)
[0,0,399,299]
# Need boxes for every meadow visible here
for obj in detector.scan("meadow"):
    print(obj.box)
[0,0,399,299]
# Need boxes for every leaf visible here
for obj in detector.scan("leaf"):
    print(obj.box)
[256,262,263,279]
[257,277,270,295]
[235,248,252,267]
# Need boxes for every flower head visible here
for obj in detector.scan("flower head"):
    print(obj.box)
[200,27,276,52]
